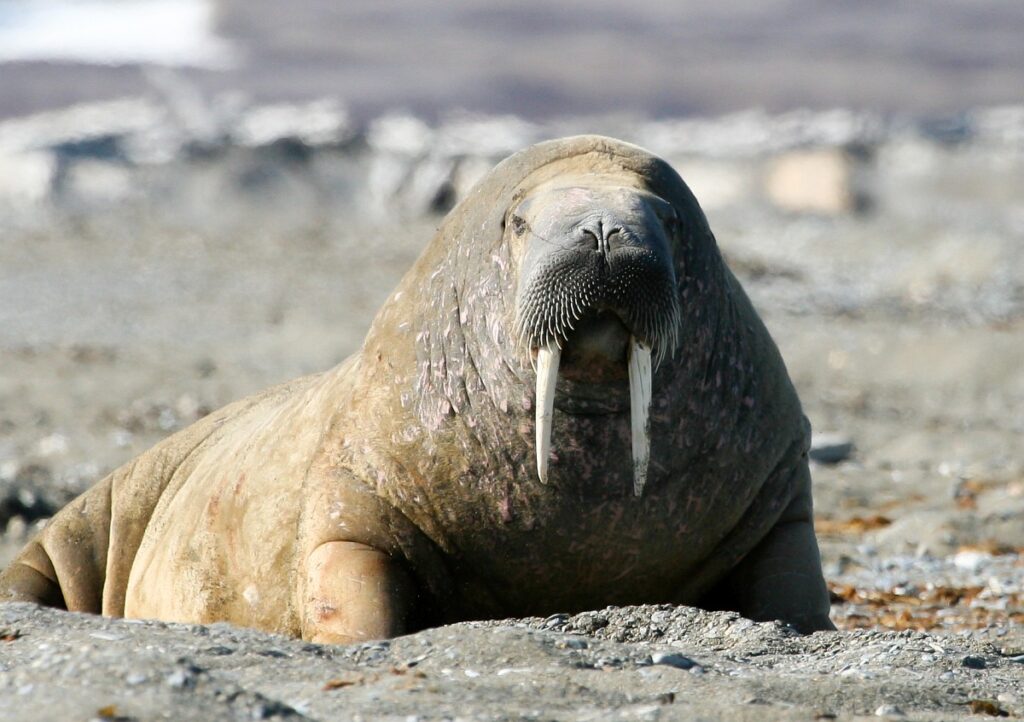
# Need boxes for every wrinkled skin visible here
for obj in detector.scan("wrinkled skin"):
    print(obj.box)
[0,136,834,642]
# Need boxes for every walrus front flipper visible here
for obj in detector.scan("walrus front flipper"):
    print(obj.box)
[300,541,416,645]
[713,464,835,633]
[0,477,111,613]
[0,541,65,608]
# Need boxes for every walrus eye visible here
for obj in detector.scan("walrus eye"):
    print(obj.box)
[508,214,528,237]
[661,208,682,237]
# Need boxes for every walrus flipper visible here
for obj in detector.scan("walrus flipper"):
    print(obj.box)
[0,476,112,613]
[714,461,835,633]
[0,540,65,608]
[300,540,416,644]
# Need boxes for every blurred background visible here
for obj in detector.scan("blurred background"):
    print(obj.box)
[2,0,1023,120]
[0,1,1022,637]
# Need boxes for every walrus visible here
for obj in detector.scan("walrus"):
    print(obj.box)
[0,135,834,642]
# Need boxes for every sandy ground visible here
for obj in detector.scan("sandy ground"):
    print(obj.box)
[1,130,1023,718]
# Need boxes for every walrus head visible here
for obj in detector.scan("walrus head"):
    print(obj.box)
[508,176,682,495]
[400,136,723,499]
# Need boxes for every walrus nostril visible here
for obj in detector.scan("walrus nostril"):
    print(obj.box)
[580,227,600,251]
[578,219,624,255]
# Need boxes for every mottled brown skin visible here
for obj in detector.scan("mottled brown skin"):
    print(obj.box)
[0,136,834,642]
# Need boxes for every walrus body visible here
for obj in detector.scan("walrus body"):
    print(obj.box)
[1,136,834,641]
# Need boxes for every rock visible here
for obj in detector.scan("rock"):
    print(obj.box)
[0,98,162,156]
[764,148,862,215]
[664,158,753,211]
[35,433,68,457]
[961,655,987,670]
[60,159,135,206]
[953,550,991,573]
[165,665,200,689]
[232,100,354,149]
[0,150,55,205]
[810,433,855,464]
[650,652,698,670]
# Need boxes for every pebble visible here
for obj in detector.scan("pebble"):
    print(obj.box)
[165,668,197,689]
[543,613,568,629]
[555,637,587,650]
[0,459,18,481]
[809,433,854,464]
[953,550,991,573]
[89,632,124,642]
[35,433,68,457]
[961,655,986,670]
[651,652,697,670]
[109,429,133,448]
[874,704,905,717]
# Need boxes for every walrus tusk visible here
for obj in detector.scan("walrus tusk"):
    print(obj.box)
[535,343,560,484]
[628,338,652,496]
[535,339,651,493]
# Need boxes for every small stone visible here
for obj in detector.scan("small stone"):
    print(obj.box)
[0,460,18,482]
[109,429,133,448]
[176,394,201,421]
[125,672,147,685]
[961,655,987,669]
[874,704,904,717]
[997,692,1018,704]
[555,637,587,650]
[953,550,991,572]
[543,613,568,629]
[166,667,197,689]
[89,632,124,642]
[809,433,854,464]
[157,407,178,431]
[63,160,134,206]
[651,652,697,670]
[0,150,56,205]
[203,645,235,656]
[36,433,68,457]
[250,701,298,720]
[764,148,861,215]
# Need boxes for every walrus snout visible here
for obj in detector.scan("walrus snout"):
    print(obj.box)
[510,179,682,495]
[512,183,680,356]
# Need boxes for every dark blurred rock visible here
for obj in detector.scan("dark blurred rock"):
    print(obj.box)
[0,466,59,525]
[810,433,855,464]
